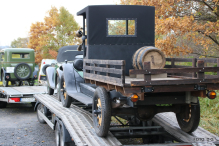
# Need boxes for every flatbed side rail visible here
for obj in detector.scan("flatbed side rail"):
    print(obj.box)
[130,59,219,86]
[83,59,125,86]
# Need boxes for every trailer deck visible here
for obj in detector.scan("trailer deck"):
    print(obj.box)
[34,93,219,146]
[0,86,47,103]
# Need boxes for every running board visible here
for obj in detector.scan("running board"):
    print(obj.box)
[68,92,92,106]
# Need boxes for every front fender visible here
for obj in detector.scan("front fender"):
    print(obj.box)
[56,68,63,84]
[46,67,56,89]
[0,67,6,81]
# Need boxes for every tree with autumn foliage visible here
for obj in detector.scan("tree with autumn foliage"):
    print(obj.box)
[11,37,28,48]
[28,7,81,64]
[120,0,219,57]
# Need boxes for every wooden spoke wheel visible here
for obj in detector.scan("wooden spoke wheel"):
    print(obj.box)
[60,74,71,108]
[176,97,200,133]
[92,87,111,137]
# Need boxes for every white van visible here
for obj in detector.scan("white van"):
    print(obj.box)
[38,59,57,83]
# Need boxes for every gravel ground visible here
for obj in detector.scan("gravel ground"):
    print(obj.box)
[0,103,56,146]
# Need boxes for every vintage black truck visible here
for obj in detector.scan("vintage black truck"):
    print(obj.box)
[46,5,218,137]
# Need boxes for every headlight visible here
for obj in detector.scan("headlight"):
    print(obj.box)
[6,67,15,73]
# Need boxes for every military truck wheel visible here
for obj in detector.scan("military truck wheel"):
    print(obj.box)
[37,103,46,124]
[176,98,200,133]
[14,63,31,80]
[60,74,71,108]
[92,87,111,137]
[2,73,8,87]
[0,101,7,108]
[47,85,54,95]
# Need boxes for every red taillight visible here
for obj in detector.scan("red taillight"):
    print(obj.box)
[9,98,20,102]
[43,62,45,64]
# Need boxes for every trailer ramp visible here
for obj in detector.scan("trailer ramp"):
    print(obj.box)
[35,94,219,146]
[153,113,219,145]
[34,94,122,146]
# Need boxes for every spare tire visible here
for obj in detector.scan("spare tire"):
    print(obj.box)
[42,64,51,75]
[14,63,32,80]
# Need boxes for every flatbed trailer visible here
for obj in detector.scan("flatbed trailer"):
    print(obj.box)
[34,93,219,146]
[0,86,47,107]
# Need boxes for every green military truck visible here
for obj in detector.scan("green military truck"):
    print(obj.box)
[0,48,38,87]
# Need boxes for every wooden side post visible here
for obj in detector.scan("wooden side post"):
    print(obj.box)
[197,60,204,79]
[143,62,151,82]
[192,58,197,78]
[217,58,219,78]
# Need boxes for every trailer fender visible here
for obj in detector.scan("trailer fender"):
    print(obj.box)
[34,101,41,111]
[55,117,72,143]
[46,67,56,89]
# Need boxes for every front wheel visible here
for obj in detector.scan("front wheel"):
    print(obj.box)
[92,87,111,137]
[60,74,71,107]
[176,98,200,133]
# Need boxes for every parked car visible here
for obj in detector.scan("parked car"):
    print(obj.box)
[0,48,38,87]
[38,59,57,83]
[46,46,83,100]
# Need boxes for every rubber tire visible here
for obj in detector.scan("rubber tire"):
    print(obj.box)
[29,81,34,86]
[176,98,200,133]
[57,76,61,101]
[16,81,23,86]
[37,103,46,124]
[55,122,60,146]
[60,125,67,146]
[92,87,111,137]
[2,73,8,87]
[47,85,54,95]
[60,74,71,108]
[42,64,51,75]
[14,63,31,80]
[0,101,7,108]
[31,102,36,108]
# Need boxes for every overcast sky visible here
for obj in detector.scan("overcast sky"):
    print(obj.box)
[0,0,119,46]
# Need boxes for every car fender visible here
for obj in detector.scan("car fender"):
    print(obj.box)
[34,100,41,111]
[46,67,56,89]
[62,63,78,94]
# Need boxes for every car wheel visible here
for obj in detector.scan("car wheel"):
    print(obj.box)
[14,63,31,80]
[2,73,8,87]
[176,98,200,133]
[16,81,22,86]
[92,87,111,137]
[60,74,71,108]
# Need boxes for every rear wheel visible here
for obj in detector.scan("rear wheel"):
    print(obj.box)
[14,63,31,80]
[60,74,71,108]
[2,73,8,87]
[92,87,111,137]
[0,101,7,108]
[176,98,200,133]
